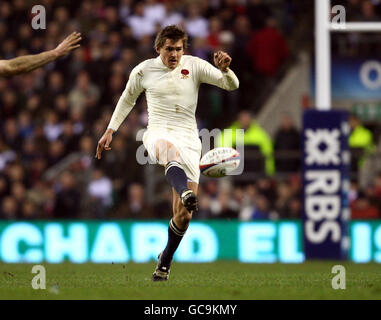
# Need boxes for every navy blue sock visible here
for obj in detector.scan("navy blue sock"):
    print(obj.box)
[162,219,187,266]
[165,161,188,196]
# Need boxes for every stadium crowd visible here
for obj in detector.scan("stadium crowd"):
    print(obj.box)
[1,0,381,220]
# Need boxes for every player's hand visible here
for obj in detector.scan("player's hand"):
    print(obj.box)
[95,129,114,160]
[54,32,82,57]
[213,51,232,72]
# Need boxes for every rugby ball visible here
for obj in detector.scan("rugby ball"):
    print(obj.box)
[199,147,240,178]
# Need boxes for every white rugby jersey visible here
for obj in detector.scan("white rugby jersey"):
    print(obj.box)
[107,54,239,132]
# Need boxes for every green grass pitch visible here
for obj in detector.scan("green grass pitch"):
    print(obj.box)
[0,261,381,300]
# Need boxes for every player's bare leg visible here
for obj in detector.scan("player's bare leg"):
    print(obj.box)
[172,181,198,230]
[154,139,198,212]
[152,140,198,281]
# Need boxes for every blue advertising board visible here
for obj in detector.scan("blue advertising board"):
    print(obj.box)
[303,110,350,259]
[311,58,381,100]
[1,220,381,263]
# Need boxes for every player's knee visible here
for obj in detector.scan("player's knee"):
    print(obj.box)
[155,140,181,165]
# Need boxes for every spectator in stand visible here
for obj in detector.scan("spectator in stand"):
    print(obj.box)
[231,15,253,110]
[0,91,19,119]
[29,156,47,185]
[368,172,381,210]
[6,162,27,186]
[218,0,246,30]
[17,111,34,140]
[47,140,66,167]
[118,0,133,22]
[274,180,292,217]
[256,176,276,203]
[203,180,219,200]
[68,71,100,123]
[207,16,223,50]
[286,196,302,219]
[246,16,289,111]
[2,118,22,150]
[44,71,66,106]
[152,187,173,219]
[43,110,63,142]
[53,171,81,218]
[87,168,113,218]
[100,134,128,179]
[351,191,380,219]
[126,2,156,40]
[54,95,70,120]
[114,182,154,219]
[216,110,275,176]
[1,90,19,119]
[250,194,276,220]
[10,181,26,205]
[0,196,18,219]
[210,190,239,219]
[196,191,213,219]
[191,37,210,61]
[20,137,37,166]
[343,0,363,21]
[185,3,209,39]
[25,94,43,121]
[274,113,301,173]
[27,180,55,218]
[247,16,289,78]
[59,120,79,154]
[144,0,166,26]
[68,48,87,79]
[161,1,184,28]
[104,6,125,33]
[371,172,381,197]
[54,7,71,32]
[348,114,375,173]
[0,173,10,198]
[0,138,17,172]
[238,184,258,220]
[20,200,39,219]
[246,0,272,30]
[354,0,381,21]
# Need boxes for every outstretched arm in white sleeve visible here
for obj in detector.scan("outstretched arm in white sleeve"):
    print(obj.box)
[197,50,239,91]
[95,67,144,159]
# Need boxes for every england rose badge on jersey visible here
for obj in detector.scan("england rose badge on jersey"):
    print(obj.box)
[181,69,189,79]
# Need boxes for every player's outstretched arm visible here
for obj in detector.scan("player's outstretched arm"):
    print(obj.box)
[95,128,114,160]
[197,51,239,91]
[0,32,81,76]
[95,63,144,160]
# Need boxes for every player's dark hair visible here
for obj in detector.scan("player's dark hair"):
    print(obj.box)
[154,25,188,51]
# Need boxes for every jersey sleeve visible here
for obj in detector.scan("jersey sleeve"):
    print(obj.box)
[195,57,239,91]
[107,65,144,132]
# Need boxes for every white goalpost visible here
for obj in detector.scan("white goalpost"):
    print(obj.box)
[315,0,381,110]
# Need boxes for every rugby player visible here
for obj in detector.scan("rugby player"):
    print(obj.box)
[95,25,239,281]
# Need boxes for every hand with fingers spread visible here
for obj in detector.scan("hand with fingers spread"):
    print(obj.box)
[213,50,232,72]
[54,32,82,58]
[0,31,82,76]
[95,128,114,160]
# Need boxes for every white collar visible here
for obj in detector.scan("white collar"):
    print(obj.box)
[155,55,183,70]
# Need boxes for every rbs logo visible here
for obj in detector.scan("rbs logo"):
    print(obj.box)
[304,129,342,244]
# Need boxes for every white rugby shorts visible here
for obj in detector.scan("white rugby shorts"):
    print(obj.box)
[142,127,202,183]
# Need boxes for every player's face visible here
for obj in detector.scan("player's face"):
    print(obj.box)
[157,39,184,69]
